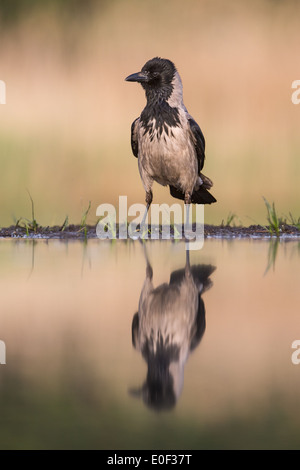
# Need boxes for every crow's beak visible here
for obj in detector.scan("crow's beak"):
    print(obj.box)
[125,71,148,83]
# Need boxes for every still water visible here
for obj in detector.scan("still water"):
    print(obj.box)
[0,238,299,449]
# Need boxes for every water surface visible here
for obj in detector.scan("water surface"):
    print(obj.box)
[0,238,299,449]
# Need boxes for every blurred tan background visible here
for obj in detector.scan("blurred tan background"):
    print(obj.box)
[0,0,299,227]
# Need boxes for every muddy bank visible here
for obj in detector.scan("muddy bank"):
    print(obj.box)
[0,223,299,240]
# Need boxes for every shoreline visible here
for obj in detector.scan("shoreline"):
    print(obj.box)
[0,224,299,240]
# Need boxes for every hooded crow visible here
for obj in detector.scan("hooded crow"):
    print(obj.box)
[130,246,216,410]
[125,57,216,220]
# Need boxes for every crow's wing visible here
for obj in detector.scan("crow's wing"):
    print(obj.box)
[187,116,205,173]
[189,297,206,352]
[131,312,139,349]
[130,118,139,158]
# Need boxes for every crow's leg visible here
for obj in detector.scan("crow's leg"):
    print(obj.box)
[184,192,193,242]
[184,191,192,227]
[140,189,153,228]
[184,192,192,205]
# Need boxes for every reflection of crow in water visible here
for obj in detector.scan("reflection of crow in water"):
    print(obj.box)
[130,249,215,411]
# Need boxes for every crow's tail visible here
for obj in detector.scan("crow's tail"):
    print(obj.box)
[169,185,217,204]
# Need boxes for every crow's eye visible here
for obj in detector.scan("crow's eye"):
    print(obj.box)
[151,71,159,78]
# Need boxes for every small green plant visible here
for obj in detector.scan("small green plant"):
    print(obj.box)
[60,215,69,232]
[78,201,91,240]
[221,211,238,227]
[80,201,91,229]
[263,197,281,236]
[140,223,151,240]
[106,215,117,239]
[287,212,300,230]
[171,222,182,240]
[15,190,39,234]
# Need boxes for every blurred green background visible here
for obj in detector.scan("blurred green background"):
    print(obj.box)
[0,0,299,227]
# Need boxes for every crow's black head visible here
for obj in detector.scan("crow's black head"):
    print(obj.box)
[125,57,177,101]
